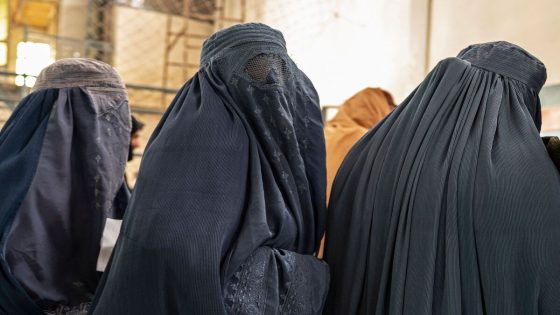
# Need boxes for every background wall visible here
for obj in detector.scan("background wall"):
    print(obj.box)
[58,0,87,40]
[240,0,560,105]
[429,0,560,86]
[242,0,430,105]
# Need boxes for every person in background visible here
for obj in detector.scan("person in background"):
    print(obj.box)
[128,115,144,163]
[124,115,144,190]
[0,58,130,315]
[323,42,560,314]
[324,87,395,201]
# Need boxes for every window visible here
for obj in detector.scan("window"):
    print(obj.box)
[15,42,54,87]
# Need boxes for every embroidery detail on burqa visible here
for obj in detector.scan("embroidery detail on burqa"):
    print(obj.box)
[239,53,314,211]
[225,248,268,315]
[273,150,282,162]
[225,249,321,315]
[278,251,309,314]
[44,302,91,315]
[264,130,272,140]
[221,51,323,313]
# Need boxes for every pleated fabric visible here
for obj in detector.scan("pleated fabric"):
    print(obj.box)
[90,23,329,315]
[0,58,130,314]
[323,41,560,314]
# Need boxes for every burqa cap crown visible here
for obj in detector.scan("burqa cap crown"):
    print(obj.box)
[200,23,287,66]
[457,41,547,92]
[33,58,125,92]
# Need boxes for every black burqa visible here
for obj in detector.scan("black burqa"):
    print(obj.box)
[90,23,329,315]
[0,59,130,314]
[323,42,560,314]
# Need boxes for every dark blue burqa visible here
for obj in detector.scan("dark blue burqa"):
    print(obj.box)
[323,42,560,314]
[90,23,329,314]
[92,24,328,315]
[0,59,130,314]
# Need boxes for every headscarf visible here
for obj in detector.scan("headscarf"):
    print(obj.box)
[90,23,329,315]
[324,42,560,314]
[324,87,395,200]
[0,58,130,314]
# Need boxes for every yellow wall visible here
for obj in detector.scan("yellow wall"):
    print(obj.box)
[57,0,87,40]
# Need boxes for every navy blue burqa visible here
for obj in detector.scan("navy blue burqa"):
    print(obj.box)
[0,59,130,314]
[90,23,329,314]
[323,42,560,314]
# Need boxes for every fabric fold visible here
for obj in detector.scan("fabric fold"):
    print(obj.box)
[323,42,560,314]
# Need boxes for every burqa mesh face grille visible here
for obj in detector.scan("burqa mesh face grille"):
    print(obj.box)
[245,53,289,85]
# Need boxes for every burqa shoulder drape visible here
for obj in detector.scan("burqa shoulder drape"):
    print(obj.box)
[0,58,130,314]
[324,42,560,314]
[90,23,329,315]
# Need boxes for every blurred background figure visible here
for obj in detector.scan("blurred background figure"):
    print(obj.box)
[125,115,144,189]
[318,87,395,258]
[129,115,144,162]
[324,87,395,201]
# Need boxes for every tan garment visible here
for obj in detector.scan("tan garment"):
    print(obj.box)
[325,88,395,201]
[318,88,395,259]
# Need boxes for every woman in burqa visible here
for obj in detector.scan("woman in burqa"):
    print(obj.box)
[324,87,395,200]
[0,59,130,314]
[90,23,329,314]
[323,41,560,314]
